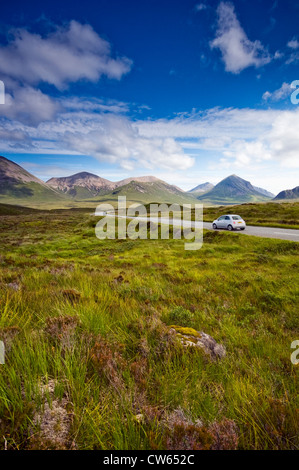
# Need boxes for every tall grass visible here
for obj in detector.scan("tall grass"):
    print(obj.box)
[0,209,298,449]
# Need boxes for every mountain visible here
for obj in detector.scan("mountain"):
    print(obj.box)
[47,172,115,198]
[115,175,162,187]
[115,176,184,193]
[196,174,272,205]
[274,186,299,200]
[188,182,214,195]
[98,180,197,205]
[46,172,187,201]
[253,186,275,198]
[0,156,67,207]
[0,156,277,208]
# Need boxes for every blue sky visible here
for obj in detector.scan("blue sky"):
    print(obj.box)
[0,0,299,193]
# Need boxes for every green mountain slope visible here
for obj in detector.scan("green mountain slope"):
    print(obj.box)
[197,174,271,205]
[89,180,198,205]
[0,156,69,207]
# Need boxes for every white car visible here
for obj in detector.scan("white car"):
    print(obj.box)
[212,214,246,231]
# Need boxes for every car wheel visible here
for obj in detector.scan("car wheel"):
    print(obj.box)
[240,228,245,230]
[213,223,217,229]
[227,224,233,231]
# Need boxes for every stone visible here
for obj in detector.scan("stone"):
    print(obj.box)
[169,325,226,360]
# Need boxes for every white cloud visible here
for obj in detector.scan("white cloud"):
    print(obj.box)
[285,51,299,64]
[210,2,271,73]
[61,97,130,114]
[0,21,132,90]
[137,107,279,141]
[64,115,195,171]
[217,108,299,169]
[262,82,293,102]
[274,50,284,59]
[1,101,299,192]
[0,85,61,125]
[195,3,207,11]
[287,38,299,50]
[137,106,299,173]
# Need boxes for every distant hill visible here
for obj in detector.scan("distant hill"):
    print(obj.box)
[0,156,67,206]
[115,175,162,187]
[196,174,272,205]
[96,180,197,205]
[188,182,214,195]
[253,186,275,198]
[46,172,189,203]
[47,172,115,198]
[274,186,299,200]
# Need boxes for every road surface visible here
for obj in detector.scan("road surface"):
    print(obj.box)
[95,212,299,242]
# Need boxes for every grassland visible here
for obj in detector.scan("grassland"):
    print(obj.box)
[0,205,298,450]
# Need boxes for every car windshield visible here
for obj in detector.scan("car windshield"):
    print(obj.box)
[232,216,242,220]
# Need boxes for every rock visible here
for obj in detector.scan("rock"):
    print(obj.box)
[169,325,226,360]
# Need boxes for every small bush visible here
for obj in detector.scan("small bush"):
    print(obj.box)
[168,306,195,326]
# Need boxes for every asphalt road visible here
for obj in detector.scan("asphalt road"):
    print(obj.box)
[203,222,299,242]
[94,212,299,242]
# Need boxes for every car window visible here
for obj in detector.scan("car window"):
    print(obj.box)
[225,216,230,220]
[232,216,241,220]
[218,216,225,220]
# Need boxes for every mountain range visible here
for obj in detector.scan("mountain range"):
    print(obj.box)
[0,155,297,208]
[195,174,275,205]
[274,186,299,200]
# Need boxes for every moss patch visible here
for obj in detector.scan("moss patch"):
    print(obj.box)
[169,325,202,338]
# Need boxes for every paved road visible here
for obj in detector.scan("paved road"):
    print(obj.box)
[95,212,299,242]
[203,222,299,242]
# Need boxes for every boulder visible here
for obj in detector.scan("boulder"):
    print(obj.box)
[169,325,226,360]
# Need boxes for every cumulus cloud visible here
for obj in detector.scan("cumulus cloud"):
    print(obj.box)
[0,21,132,90]
[210,2,271,73]
[0,85,61,125]
[262,82,293,102]
[0,108,195,171]
[287,38,299,50]
[213,108,299,169]
[1,102,299,179]
[136,106,299,171]
[64,115,194,171]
